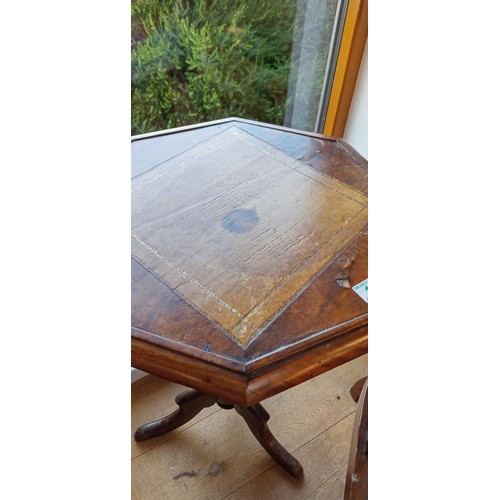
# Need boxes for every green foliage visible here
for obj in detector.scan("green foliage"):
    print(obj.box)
[131,0,297,135]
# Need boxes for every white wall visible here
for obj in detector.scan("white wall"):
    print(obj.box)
[343,40,368,159]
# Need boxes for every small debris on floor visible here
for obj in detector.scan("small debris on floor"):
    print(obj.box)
[208,461,223,476]
[173,470,198,480]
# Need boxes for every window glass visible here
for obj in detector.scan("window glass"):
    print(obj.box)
[131,0,345,135]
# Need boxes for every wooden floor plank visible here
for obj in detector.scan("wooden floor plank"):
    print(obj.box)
[131,354,367,499]
[225,414,355,500]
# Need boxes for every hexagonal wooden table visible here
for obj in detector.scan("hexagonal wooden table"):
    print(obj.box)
[131,118,368,479]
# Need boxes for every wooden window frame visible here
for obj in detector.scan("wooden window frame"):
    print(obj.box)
[322,0,368,138]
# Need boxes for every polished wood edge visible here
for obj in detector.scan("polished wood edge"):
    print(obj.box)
[132,326,367,407]
[131,326,244,371]
[245,326,368,404]
[235,123,367,187]
[131,118,233,142]
[132,337,250,406]
[337,138,368,170]
[132,312,366,377]
[131,117,343,144]
[244,314,368,372]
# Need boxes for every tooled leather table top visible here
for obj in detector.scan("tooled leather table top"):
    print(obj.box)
[131,118,367,405]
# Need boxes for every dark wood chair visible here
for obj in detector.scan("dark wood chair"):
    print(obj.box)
[344,377,368,499]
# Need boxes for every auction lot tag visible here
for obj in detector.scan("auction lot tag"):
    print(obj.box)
[352,279,368,303]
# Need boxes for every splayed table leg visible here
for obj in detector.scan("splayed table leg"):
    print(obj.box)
[234,402,304,479]
[134,389,217,441]
[134,389,304,479]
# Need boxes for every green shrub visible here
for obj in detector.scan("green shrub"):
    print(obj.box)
[131,0,297,135]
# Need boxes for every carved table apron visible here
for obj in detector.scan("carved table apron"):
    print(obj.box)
[131,118,368,479]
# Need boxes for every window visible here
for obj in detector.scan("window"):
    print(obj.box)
[131,0,367,136]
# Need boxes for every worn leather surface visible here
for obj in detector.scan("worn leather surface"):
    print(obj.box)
[132,126,367,348]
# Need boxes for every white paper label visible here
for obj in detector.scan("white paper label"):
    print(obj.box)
[352,278,368,303]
